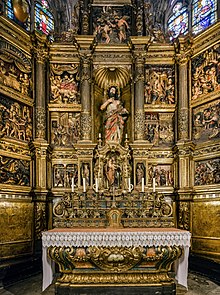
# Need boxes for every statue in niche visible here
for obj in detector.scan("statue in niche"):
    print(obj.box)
[104,153,121,188]
[148,165,173,187]
[54,165,65,187]
[100,86,128,144]
[81,163,90,186]
[136,163,145,185]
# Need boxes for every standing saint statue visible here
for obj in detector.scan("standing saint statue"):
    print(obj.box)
[100,86,128,144]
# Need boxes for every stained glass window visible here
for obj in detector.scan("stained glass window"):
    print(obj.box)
[35,0,54,35]
[5,0,30,30]
[167,2,188,40]
[192,0,217,35]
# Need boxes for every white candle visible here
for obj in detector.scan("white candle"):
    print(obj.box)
[141,177,145,193]
[83,178,86,192]
[128,178,131,192]
[98,133,101,138]
[71,177,74,192]
[95,178,98,193]
[153,177,156,192]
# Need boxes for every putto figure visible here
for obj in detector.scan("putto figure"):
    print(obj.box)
[100,86,128,144]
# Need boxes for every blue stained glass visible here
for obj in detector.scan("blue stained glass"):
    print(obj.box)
[167,2,188,40]
[6,0,14,19]
[35,0,54,35]
[192,0,217,34]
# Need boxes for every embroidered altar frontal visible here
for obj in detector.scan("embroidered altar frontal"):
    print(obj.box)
[42,228,191,294]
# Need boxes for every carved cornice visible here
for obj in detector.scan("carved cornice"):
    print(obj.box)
[173,141,196,157]
[0,138,31,159]
[0,16,31,55]
[192,22,220,57]
[193,142,220,160]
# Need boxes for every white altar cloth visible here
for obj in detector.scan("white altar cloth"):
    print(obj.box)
[42,228,191,291]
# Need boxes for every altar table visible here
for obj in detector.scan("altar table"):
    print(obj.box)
[42,228,191,292]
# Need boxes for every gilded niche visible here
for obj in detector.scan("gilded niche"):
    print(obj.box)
[148,164,173,187]
[145,66,175,105]
[0,155,30,186]
[92,6,131,44]
[144,113,174,145]
[0,96,32,141]
[50,64,79,104]
[193,99,220,141]
[191,43,220,101]
[195,158,220,186]
[51,112,80,146]
[53,163,78,188]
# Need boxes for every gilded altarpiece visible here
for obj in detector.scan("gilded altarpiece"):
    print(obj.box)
[0,34,33,260]
[191,33,220,259]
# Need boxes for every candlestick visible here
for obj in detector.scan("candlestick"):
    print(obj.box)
[71,177,74,192]
[128,178,131,192]
[83,178,86,193]
[141,177,145,193]
[153,177,156,192]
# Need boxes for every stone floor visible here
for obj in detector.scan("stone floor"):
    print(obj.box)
[1,271,219,295]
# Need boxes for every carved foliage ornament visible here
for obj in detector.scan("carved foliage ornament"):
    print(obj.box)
[178,202,190,230]
[135,109,145,140]
[35,107,46,139]
[35,202,47,239]
[80,112,92,140]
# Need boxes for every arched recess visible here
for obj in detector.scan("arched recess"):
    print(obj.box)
[93,66,131,142]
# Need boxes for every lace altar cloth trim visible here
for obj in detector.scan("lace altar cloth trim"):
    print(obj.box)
[42,228,191,248]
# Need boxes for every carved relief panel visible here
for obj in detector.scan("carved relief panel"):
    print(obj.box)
[0,39,32,99]
[145,65,175,105]
[195,158,220,186]
[92,6,132,44]
[191,43,220,101]
[53,163,78,189]
[193,99,220,142]
[0,96,32,141]
[50,112,80,146]
[50,64,80,104]
[144,113,174,145]
[148,164,173,188]
[0,155,30,186]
